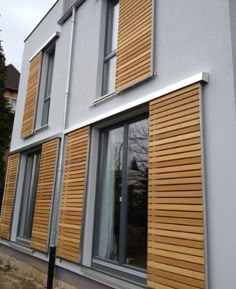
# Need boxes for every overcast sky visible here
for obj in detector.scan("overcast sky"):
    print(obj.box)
[0,0,57,71]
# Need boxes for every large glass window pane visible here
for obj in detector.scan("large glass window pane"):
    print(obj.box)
[94,116,149,279]
[18,152,40,240]
[26,153,40,238]
[18,155,34,239]
[106,0,119,55]
[125,119,149,269]
[97,127,124,261]
[45,48,55,99]
[101,0,119,96]
[12,99,17,110]
[41,98,50,126]
[103,56,117,95]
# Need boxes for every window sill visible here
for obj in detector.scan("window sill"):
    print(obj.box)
[33,124,49,133]
[21,125,49,140]
[90,74,156,108]
[11,240,33,254]
[92,258,146,286]
[89,91,118,107]
[82,266,146,289]
[16,237,31,247]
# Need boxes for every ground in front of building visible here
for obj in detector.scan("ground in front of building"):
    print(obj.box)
[0,265,43,289]
[0,250,80,289]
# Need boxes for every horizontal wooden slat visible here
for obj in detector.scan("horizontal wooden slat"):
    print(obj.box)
[149,210,203,219]
[149,242,204,257]
[149,235,204,249]
[149,170,201,179]
[149,223,204,234]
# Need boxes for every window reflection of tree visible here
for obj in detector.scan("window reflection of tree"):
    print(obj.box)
[127,119,148,267]
[128,119,148,210]
[109,119,149,267]
[113,142,123,260]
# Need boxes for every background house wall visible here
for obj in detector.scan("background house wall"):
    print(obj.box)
[8,0,236,288]
[1,64,20,208]
[4,64,20,112]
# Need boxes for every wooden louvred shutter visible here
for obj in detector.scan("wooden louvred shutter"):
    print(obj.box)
[115,0,153,92]
[31,139,59,252]
[148,84,206,289]
[0,154,20,239]
[57,127,89,262]
[21,53,42,138]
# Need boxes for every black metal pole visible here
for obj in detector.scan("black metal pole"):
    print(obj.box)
[47,246,56,289]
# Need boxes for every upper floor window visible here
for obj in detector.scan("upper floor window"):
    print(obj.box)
[21,33,59,138]
[41,44,55,126]
[33,42,56,130]
[6,97,17,111]
[102,0,119,96]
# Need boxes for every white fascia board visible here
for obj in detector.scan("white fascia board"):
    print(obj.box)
[64,72,209,135]
[29,32,60,61]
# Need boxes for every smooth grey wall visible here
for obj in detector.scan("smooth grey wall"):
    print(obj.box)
[229,0,236,112]
[11,0,236,288]
[55,267,111,289]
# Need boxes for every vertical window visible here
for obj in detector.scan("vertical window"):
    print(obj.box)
[7,97,17,111]
[11,99,17,110]
[41,44,55,126]
[102,0,119,96]
[17,151,40,241]
[94,117,149,279]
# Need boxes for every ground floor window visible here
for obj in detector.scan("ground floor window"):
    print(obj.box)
[17,150,41,241]
[93,116,149,277]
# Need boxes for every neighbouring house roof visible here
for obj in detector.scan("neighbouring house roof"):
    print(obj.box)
[5,64,20,92]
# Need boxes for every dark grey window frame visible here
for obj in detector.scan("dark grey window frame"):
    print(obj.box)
[102,0,119,96]
[17,147,41,245]
[92,114,149,286]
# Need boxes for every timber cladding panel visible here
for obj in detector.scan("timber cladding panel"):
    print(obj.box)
[0,154,20,239]
[57,126,89,263]
[31,139,59,252]
[21,52,42,138]
[115,0,153,92]
[148,83,206,289]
